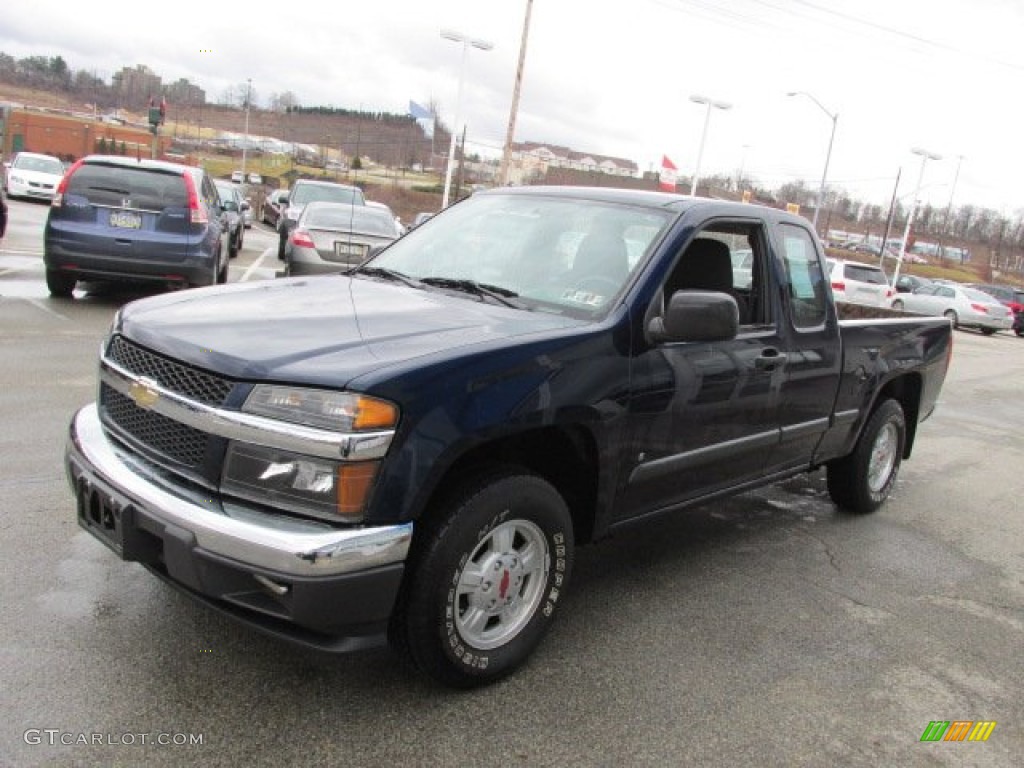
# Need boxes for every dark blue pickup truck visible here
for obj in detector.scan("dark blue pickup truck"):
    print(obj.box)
[66,186,952,687]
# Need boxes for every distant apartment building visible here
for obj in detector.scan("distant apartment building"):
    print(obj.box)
[112,65,162,109]
[508,141,638,184]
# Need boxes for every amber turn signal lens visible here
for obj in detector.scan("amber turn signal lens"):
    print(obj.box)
[336,461,380,516]
[353,397,398,430]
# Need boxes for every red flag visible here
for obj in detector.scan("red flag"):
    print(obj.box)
[659,155,678,192]
[159,97,167,122]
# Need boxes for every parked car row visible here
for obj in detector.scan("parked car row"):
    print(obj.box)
[825,257,1023,337]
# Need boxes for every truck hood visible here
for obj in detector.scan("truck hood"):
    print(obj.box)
[117,275,587,388]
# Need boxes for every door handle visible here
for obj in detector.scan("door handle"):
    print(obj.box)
[755,349,788,370]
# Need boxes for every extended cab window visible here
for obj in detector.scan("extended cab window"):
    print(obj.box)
[778,224,827,328]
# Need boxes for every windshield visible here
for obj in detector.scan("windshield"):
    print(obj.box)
[291,184,363,206]
[360,192,673,318]
[15,155,64,175]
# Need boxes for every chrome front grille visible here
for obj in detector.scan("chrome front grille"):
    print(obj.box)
[101,384,210,467]
[107,335,233,406]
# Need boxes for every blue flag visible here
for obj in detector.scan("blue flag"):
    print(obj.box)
[409,101,432,120]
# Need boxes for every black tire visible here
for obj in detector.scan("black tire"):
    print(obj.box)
[980,327,997,336]
[45,268,76,298]
[229,228,241,259]
[827,399,906,514]
[891,299,904,311]
[389,469,574,688]
[277,230,287,260]
[216,249,228,284]
[944,309,958,329]
[1016,329,1024,338]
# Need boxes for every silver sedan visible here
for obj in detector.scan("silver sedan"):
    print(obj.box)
[892,283,1014,335]
[282,202,401,276]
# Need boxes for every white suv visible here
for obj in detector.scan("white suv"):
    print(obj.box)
[825,258,892,307]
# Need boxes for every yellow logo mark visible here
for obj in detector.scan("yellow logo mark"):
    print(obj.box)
[128,378,159,410]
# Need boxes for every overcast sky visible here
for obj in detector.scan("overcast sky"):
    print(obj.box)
[1,0,1021,213]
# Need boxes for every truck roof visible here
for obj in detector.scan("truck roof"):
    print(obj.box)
[484,185,807,226]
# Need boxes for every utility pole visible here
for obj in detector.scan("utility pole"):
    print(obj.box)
[499,0,534,186]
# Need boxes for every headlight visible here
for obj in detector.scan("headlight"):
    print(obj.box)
[222,442,379,522]
[231,387,397,521]
[243,386,398,432]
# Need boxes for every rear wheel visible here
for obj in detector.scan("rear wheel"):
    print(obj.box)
[891,299,904,311]
[277,230,287,260]
[45,268,76,298]
[390,469,573,688]
[827,399,905,514]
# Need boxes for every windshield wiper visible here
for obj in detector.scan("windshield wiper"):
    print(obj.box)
[352,266,422,289]
[419,277,524,308]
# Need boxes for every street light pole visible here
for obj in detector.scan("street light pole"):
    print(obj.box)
[440,29,493,208]
[787,91,837,234]
[689,95,731,197]
[892,147,942,287]
[241,78,251,179]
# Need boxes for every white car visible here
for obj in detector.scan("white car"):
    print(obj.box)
[5,152,65,202]
[825,258,893,307]
[891,283,1014,335]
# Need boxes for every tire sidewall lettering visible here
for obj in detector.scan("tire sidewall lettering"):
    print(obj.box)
[443,507,566,673]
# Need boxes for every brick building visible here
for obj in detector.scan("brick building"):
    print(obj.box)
[1,106,170,161]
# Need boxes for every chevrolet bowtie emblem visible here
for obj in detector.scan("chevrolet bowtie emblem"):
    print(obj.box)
[129,377,160,409]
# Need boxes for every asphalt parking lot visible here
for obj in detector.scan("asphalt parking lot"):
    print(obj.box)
[1,197,1021,767]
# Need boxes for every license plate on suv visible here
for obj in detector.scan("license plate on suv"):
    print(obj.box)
[110,211,142,229]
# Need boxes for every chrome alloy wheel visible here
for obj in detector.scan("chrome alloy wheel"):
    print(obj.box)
[867,421,899,493]
[454,519,549,650]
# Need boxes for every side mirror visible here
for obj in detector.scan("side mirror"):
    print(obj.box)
[240,201,250,211]
[278,195,289,206]
[647,290,738,344]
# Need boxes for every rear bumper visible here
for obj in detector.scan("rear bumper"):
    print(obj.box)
[66,404,412,649]
[45,242,217,286]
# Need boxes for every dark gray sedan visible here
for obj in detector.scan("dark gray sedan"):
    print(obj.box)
[283,201,401,276]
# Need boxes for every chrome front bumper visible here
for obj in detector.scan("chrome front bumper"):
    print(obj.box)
[66,403,412,579]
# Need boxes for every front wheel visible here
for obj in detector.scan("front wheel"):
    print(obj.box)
[980,327,997,336]
[827,399,906,514]
[891,299,904,311]
[944,309,958,329]
[390,469,574,688]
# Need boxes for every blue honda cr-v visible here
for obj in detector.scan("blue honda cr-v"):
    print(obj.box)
[44,155,227,298]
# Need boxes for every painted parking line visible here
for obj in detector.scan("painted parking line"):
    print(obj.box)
[240,249,281,282]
